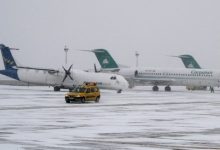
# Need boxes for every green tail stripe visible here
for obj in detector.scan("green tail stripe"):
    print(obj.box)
[93,49,119,69]
[179,55,201,69]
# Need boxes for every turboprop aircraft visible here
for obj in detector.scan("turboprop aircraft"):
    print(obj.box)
[0,44,128,92]
[82,49,220,91]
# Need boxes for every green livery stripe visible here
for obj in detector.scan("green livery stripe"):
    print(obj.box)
[179,55,201,69]
[93,49,119,69]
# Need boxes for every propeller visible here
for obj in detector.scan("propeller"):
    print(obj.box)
[62,64,73,82]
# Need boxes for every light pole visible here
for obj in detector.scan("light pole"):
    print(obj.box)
[135,51,139,67]
[64,45,69,65]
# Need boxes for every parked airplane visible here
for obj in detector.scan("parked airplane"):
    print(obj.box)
[0,44,128,92]
[82,49,220,91]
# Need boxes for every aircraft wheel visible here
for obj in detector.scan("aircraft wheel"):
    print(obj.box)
[117,89,122,93]
[152,86,159,91]
[65,98,70,103]
[54,86,60,91]
[165,86,171,92]
[81,97,85,103]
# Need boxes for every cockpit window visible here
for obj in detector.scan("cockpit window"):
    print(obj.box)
[91,87,99,92]
[110,76,117,80]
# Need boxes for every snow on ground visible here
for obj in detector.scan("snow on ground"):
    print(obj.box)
[0,85,220,150]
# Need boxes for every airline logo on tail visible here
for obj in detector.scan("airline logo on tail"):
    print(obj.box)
[0,44,19,80]
[0,44,17,70]
[187,63,194,68]
[92,49,119,69]
[178,55,201,69]
[3,57,16,66]
[102,58,109,65]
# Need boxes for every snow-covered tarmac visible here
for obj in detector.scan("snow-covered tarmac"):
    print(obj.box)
[0,85,220,150]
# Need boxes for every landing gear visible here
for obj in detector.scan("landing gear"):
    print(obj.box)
[117,89,122,93]
[152,86,159,91]
[54,86,60,91]
[95,96,100,103]
[165,86,171,92]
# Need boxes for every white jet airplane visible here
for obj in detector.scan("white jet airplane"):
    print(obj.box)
[83,49,220,92]
[0,44,128,92]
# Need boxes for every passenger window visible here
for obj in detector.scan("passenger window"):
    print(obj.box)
[91,88,95,92]
[86,88,91,93]
[94,88,98,92]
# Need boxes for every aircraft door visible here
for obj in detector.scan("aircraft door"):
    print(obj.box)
[134,70,138,77]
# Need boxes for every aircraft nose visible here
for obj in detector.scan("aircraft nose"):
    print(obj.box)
[112,75,129,90]
[120,76,129,90]
[124,79,129,89]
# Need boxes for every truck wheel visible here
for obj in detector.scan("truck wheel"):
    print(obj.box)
[65,98,70,103]
[152,86,159,91]
[81,97,85,103]
[95,97,100,103]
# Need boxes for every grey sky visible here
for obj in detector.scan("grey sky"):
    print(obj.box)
[1,0,220,71]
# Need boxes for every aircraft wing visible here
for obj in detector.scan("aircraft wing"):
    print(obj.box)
[118,64,129,68]
[100,68,120,72]
[133,77,175,85]
[16,66,59,74]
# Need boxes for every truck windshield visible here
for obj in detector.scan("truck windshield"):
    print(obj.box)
[74,87,86,93]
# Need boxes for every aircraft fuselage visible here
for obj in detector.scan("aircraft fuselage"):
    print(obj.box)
[119,68,220,87]
[17,68,129,90]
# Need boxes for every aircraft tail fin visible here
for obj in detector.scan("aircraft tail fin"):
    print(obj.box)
[0,44,17,70]
[92,49,119,69]
[178,55,201,69]
[0,44,19,80]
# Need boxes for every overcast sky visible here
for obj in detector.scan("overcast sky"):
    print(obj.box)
[1,0,220,71]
